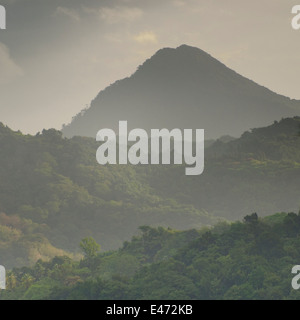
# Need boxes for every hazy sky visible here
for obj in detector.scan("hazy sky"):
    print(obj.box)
[0,0,300,134]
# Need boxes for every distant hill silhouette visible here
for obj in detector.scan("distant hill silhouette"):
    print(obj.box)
[64,44,300,138]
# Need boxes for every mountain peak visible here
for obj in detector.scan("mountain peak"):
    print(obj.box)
[176,44,211,55]
[133,44,233,85]
[137,44,217,71]
[154,44,210,56]
[62,45,300,139]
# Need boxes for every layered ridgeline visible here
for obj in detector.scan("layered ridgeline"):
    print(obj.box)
[145,117,300,219]
[0,123,214,268]
[2,212,300,300]
[62,45,300,139]
[0,117,299,268]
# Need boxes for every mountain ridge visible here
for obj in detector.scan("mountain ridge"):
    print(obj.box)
[62,44,300,139]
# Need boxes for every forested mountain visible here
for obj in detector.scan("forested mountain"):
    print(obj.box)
[62,45,300,139]
[0,122,214,268]
[0,117,299,269]
[145,117,300,219]
[2,212,300,300]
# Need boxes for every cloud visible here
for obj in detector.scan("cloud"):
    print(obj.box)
[0,43,23,85]
[55,6,81,22]
[99,6,143,24]
[134,31,158,44]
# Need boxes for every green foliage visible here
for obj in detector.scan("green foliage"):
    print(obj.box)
[0,117,300,299]
[0,123,215,268]
[79,237,100,259]
[3,213,300,300]
[143,117,300,220]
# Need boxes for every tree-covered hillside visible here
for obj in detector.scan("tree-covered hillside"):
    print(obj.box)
[144,117,300,219]
[2,212,300,300]
[0,117,299,268]
[0,123,214,268]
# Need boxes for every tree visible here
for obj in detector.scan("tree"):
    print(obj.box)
[79,237,100,259]
[244,213,258,224]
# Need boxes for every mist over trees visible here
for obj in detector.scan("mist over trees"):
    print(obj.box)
[0,117,299,270]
